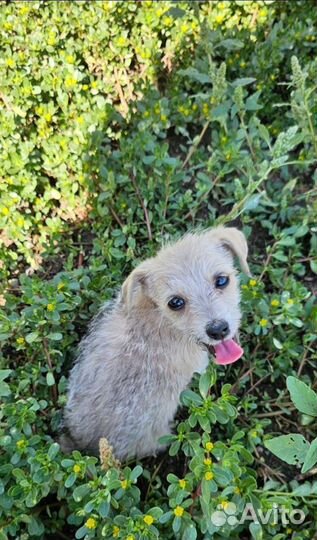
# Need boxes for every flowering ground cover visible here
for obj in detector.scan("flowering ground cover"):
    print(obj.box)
[0,1,316,539]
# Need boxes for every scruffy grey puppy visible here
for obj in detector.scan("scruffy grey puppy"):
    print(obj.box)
[61,227,249,460]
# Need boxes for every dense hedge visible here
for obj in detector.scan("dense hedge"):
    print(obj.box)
[0,2,317,539]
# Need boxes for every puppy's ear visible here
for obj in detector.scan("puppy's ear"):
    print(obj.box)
[213,226,251,275]
[121,262,151,309]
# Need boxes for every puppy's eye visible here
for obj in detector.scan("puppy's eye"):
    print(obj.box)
[215,275,229,288]
[168,296,185,310]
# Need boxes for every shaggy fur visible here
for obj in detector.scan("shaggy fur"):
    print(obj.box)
[61,226,249,460]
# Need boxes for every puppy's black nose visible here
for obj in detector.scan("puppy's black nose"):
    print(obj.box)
[206,320,229,340]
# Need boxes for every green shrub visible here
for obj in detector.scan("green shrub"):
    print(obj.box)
[1,1,317,539]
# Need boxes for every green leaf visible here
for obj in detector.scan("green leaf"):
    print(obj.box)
[0,370,12,381]
[25,332,39,344]
[249,522,263,540]
[27,516,45,536]
[301,437,317,473]
[258,124,271,146]
[273,338,283,350]
[72,484,90,502]
[245,91,262,111]
[47,332,63,341]
[65,473,76,488]
[182,524,197,540]
[181,390,204,407]
[264,434,309,465]
[130,465,143,481]
[199,371,211,399]
[232,77,256,87]
[46,372,55,386]
[287,376,317,416]
[219,38,244,50]
[243,192,264,211]
[48,442,60,460]
[164,6,186,18]
[178,67,211,84]
[169,440,181,456]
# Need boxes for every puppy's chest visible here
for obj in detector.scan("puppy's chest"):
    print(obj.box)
[153,349,209,402]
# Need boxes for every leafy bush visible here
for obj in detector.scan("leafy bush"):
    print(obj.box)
[266,377,317,474]
[1,1,317,539]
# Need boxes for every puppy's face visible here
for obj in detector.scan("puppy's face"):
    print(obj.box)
[121,227,249,352]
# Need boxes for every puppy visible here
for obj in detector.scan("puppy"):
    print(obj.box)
[61,227,249,460]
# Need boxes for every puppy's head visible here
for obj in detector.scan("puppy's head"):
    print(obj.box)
[121,227,249,364]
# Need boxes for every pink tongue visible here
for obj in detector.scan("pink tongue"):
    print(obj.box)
[214,339,243,365]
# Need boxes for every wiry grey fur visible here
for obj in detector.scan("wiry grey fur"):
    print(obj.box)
[61,226,249,460]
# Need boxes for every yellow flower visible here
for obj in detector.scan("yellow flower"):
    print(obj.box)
[174,506,184,517]
[91,81,98,89]
[113,526,120,537]
[250,430,258,438]
[48,33,57,46]
[126,536,135,540]
[204,471,214,481]
[143,111,150,118]
[179,479,186,489]
[160,114,167,122]
[82,84,89,91]
[215,14,225,24]
[220,500,229,510]
[287,298,294,305]
[116,36,128,47]
[143,515,154,526]
[66,55,75,64]
[205,441,214,452]
[16,337,25,345]
[259,319,268,327]
[44,113,52,123]
[234,486,241,494]
[73,464,82,474]
[47,303,55,312]
[163,16,173,27]
[240,61,246,68]
[19,6,30,15]
[204,458,212,466]
[85,517,97,530]
[6,58,16,68]
[202,103,209,115]
[249,279,257,287]
[121,479,128,489]
[16,439,27,449]
[271,299,280,307]
[65,76,77,89]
